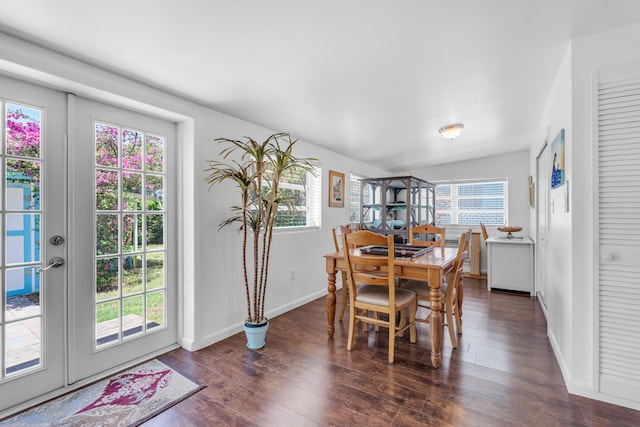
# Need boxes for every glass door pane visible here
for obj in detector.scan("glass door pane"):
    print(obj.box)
[3,103,43,376]
[94,123,167,347]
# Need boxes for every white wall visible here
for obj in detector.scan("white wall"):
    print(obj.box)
[532,21,640,410]
[531,42,574,385]
[405,149,531,272]
[197,112,386,349]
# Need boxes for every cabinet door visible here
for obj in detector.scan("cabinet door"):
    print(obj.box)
[488,242,533,294]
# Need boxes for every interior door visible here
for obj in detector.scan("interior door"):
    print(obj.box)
[536,143,549,310]
[69,96,177,382]
[0,76,67,411]
[596,67,640,401]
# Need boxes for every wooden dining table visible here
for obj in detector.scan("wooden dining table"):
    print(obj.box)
[324,246,458,368]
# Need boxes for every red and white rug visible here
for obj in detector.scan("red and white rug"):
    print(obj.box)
[1,359,204,426]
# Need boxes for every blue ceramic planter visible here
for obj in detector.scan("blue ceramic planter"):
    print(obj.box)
[243,321,269,349]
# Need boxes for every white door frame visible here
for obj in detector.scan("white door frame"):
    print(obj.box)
[536,141,549,314]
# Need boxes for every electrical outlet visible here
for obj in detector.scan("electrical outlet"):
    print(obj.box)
[290,268,295,280]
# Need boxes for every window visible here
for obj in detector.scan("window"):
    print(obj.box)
[273,166,321,229]
[349,173,363,223]
[349,173,377,224]
[435,179,507,226]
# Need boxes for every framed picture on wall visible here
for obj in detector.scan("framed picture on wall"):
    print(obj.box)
[528,175,535,207]
[328,170,345,208]
[551,129,565,189]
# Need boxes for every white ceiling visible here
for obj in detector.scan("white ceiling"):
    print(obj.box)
[2,1,640,171]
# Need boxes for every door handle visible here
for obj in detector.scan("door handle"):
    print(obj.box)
[40,256,65,271]
[600,253,613,262]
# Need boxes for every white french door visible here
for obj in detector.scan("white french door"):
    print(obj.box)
[0,76,67,411]
[69,96,177,382]
[0,77,178,413]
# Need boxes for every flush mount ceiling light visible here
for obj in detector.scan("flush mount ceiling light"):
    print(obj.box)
[439,123,464,140]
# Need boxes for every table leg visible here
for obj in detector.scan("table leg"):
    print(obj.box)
[428,268,443,368]
[326,258,337,338]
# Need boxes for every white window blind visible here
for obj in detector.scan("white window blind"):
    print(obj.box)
[435,179,507,226]
[349,173,377,224]
[273,166,321,229]
[349,173,363,223]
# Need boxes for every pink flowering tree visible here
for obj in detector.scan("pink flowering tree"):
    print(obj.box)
[6,108,41,210]
[6,108,40,158]
[94,124,165,292]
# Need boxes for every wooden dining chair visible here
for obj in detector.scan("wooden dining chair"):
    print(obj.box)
[457,231,472,320]
[348,222,363,232]
[332,225,353,321]
[409,224,446,250]
[400,229,472,348]
[480,223,489,245]
[401,223,446,287]
[343,230,417,363]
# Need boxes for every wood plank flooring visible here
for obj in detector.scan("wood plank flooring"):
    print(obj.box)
[149,279,640,426]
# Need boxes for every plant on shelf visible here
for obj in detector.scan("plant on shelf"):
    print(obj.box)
[204,133,316,349]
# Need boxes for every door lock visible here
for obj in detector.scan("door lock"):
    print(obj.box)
[50,235,64,246]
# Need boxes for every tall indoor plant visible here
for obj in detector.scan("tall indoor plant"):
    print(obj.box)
[205,133,316,349]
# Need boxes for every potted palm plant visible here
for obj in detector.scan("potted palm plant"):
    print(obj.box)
[205,133,316,349]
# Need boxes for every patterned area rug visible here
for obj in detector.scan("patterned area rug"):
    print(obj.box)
[1,359,204,426]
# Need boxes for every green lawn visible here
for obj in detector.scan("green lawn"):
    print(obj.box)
[96,248,165,326]
[96,290,164,326]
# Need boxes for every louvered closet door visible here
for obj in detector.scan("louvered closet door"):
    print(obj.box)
[597,70,640,402]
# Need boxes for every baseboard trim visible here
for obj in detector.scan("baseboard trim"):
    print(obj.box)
[463,273,487,279]
[195,289,327,351]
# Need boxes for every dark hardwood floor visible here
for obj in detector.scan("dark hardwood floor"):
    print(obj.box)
[150,278,639,426]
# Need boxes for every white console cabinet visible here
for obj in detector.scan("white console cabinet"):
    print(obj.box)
[486,236,534,295]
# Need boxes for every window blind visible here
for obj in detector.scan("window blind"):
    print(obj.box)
[434,179,507,226]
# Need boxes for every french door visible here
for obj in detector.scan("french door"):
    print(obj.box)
[0,76,67,410]
[0,76,177,413]
[69,96,177,382]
